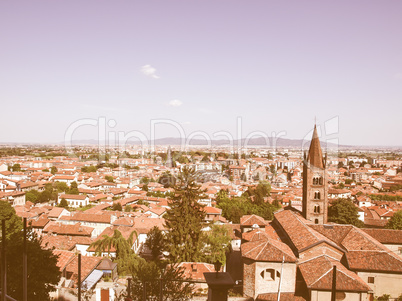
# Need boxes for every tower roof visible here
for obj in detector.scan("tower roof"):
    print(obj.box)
[307,125,324,169]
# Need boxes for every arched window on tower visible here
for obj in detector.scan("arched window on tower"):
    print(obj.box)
[319,177,323,185]
[314,191,321,200]
[314,205,320,213]
[313,177,318,185]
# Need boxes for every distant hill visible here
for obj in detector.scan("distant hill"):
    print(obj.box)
[67,136,344,149]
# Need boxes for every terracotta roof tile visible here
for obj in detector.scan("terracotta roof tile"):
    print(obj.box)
[298,256,370,292]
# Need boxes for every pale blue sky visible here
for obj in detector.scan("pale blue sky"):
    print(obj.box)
[1,0,401,145]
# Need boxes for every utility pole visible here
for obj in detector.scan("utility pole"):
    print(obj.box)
[277,255,285,301]
[1,220,6,301]
[78,253,81,301]
[331,265,337,301]
[23,218,27,301]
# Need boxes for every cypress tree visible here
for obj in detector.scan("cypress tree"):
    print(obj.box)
[164,166,206,263]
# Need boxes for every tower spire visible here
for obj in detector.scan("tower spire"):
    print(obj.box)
[307,125,324,169]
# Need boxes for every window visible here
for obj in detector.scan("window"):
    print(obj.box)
[314,192,321,200]
[319,177,323,185]
[260,269,275,281]
[314,205,320,214]
[315,219,319,224]
[368,277,374,284]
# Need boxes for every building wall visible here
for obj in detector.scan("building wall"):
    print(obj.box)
[243,258,256,298]
[311,290,368,301]
[383,244,402,258]
[254,261,296,298]
[303,163,328,224]
[243,258,296,299]
[299,243,344,263]
[357,271,402,299]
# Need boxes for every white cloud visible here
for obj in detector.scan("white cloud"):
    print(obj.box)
[140,65,160,79]
[168,99,183,107]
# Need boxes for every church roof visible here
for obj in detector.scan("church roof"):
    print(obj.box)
[307,125,324,169]
[241,238,297,263]
[298,255,370,292]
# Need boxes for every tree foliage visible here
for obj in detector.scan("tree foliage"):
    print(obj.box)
[164,166,206,263]
[216,187,280,223]
[105,175,114,183]
[89,229,137,275]
[202,224,231,265]
[0,202,60,300]
[58,198,69,208]
[386,210,402,230]
[112,202,123,211]
[158,172,176,188]
[127,261,194,301]
[328,198,364,227]
[145,226,166,261]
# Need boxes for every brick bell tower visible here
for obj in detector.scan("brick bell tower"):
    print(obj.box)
[302,125,328,224]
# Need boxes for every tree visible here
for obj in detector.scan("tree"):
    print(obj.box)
[386,210,402,230]
[11,163,21,172]
[127,261,194,301]
[202,224,231,265]
[145,226,166,261]
[164,166,206,263]
[50,166,58,175]
[25,189,41,203]
[89,229,137,275]
[112,202,123,211]
[0,202,60,300]
[58,198,69,208]
[158,172,176,188]
[328,198,364,227]
[69,181,79,194]
[105,175,114,183]
[124,205,132,212]
[54,181,69,193]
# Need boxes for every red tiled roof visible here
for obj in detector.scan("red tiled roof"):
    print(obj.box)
[361,228,402,245]
[345,250,402,273]
[298,255,370,292]
[43,222,94,237]
[53,249,75,271]
[66,255,102,287]
[177,262,215,282]
[242,238,297,263]
[240,215,268,227]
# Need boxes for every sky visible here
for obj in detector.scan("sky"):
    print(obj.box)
[1,0,401,146]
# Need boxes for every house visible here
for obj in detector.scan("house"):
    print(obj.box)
[58,194,89,208]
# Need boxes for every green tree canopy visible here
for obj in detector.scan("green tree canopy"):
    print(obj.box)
[50,166,58,174]
[328,198,364,227]
[112,202,123,211]
[164,166,206,263]
[386,210,402,230]
[0,202,60,300]
[105,175,114,183]
[202,224,231,265]
[58,198,68,208]
[145,226,166,261]
[158,172,176,188]
[127,261,194,301]
[89,229,138,275]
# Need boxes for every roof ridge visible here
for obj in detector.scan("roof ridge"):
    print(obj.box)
[309,256,333,286]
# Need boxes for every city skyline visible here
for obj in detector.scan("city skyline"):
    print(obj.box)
[1,0,402,146]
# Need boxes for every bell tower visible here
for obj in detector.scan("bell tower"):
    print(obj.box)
[302,125,328,224]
